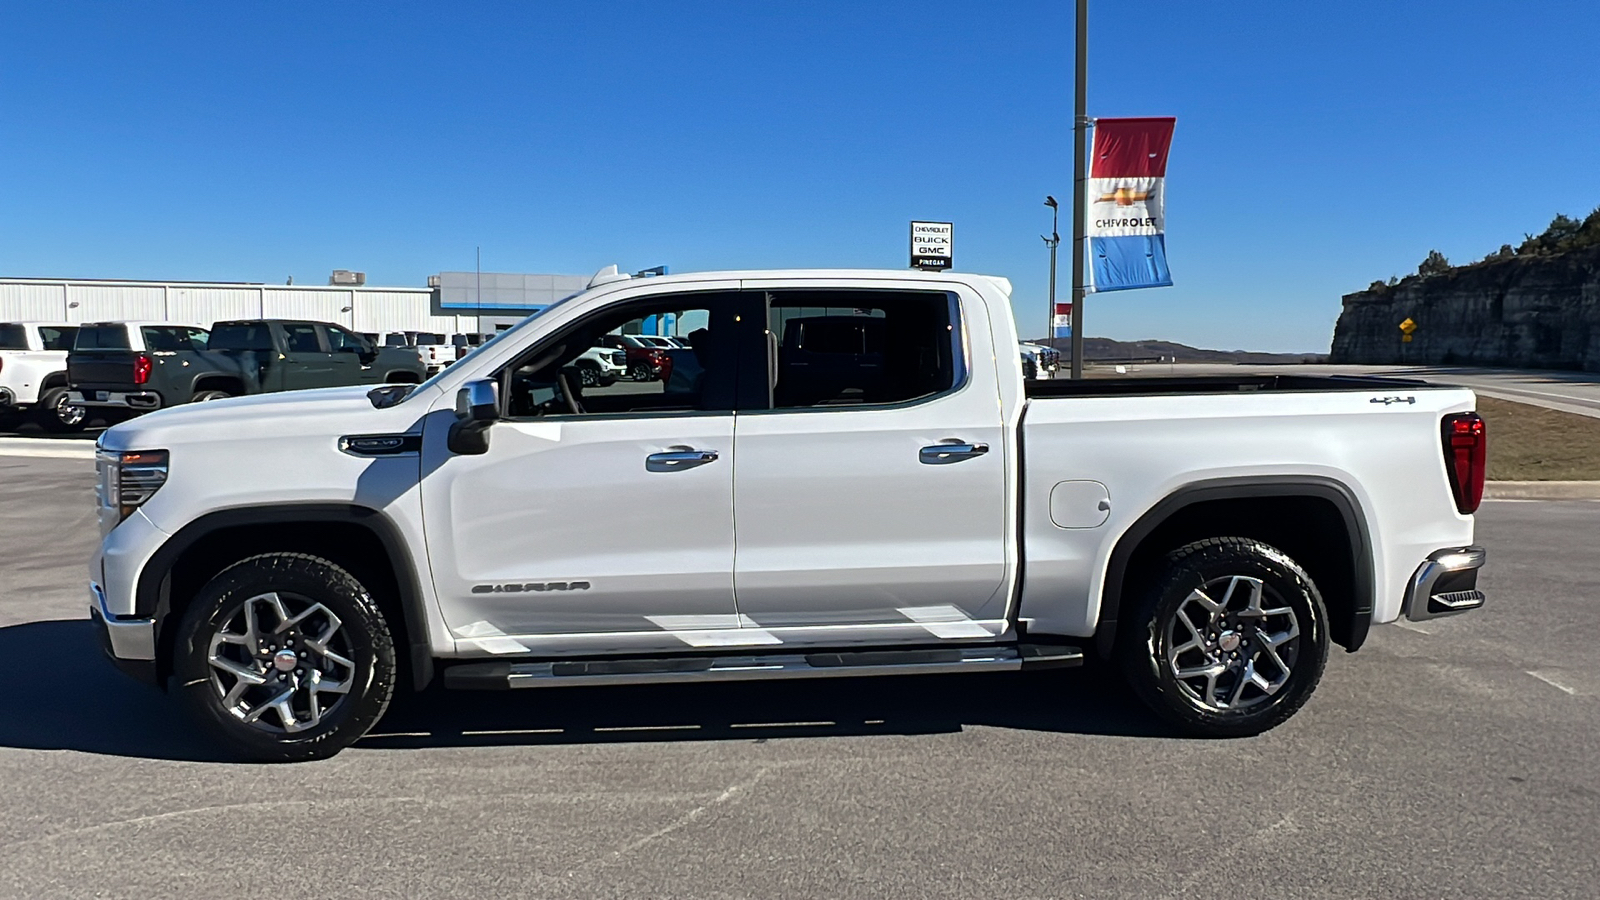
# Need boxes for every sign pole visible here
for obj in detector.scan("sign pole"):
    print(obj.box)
[1069,0,1089,379]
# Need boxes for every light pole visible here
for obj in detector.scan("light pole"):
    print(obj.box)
[1042,196,1060,350]
[1069,0,1089,379]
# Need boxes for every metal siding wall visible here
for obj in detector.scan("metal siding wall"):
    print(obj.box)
[262,289,353,327]
[0,284,69,321]
[353,291,432,332]
[69,285,165,323]
[168,287,261,325]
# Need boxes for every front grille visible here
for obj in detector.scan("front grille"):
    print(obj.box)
[610,351,626,365]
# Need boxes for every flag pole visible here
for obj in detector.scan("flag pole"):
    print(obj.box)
[1069,0,1089,379]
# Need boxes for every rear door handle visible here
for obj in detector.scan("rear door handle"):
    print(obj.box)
[646,447,720,472]
[920,442,990,464]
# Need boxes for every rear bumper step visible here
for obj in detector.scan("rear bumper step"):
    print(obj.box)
[1403,546,1488,621]
[443,642,1083,691]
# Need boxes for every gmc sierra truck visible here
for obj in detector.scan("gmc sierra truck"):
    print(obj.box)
[0,321,83,431]
[67,318,426,415]
[89,268,1488,761]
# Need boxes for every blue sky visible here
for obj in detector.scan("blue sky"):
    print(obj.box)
[3,1,1597,351]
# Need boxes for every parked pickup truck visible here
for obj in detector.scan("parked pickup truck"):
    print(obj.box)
[68,319,427,415]
[0,321,84,431]
[89,268,1488,761]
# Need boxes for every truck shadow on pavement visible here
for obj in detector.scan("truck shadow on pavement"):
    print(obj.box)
[0,619,1173,762]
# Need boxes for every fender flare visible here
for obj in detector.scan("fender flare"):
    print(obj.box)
[137,503,435,690]
[1094,475,1375,658]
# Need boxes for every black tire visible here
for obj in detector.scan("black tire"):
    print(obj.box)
[575,363,601,387]
[34,386,87,433]
[629,362,654,382]
[190,389,232,402]
[173,553,396,762]
[1117,537,1328,738]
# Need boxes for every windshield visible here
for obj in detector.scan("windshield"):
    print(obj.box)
[401,296,578,402]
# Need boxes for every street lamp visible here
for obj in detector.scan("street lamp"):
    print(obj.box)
[1042,197,1060,352]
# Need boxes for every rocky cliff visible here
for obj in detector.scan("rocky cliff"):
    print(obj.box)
[1330,244,1600,371]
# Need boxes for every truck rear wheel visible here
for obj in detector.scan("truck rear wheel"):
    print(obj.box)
[191,389,232,402]
[35,386,87,433]
[173,553,396,762]
[1117,537,1328,738]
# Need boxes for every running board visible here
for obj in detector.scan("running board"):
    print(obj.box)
[443,643,1083,691]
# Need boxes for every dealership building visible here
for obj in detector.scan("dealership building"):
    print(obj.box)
[0,270,591,337]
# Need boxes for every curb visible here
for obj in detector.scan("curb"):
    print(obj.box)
[1484,481,1600,500]
[0,437,96,459]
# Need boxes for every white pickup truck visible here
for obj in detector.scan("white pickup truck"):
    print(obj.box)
[89,268,1488,761]
[0,321,86,431]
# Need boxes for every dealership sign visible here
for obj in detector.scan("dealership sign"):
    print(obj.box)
[910,221,953,270]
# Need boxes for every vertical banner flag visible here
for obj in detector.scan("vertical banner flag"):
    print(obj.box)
[1053,302,1072,339]
[1086,117,1176,292]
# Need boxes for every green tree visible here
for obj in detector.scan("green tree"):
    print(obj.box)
[1417,250,1451,277]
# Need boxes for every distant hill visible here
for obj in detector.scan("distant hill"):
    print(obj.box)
[1022,336,1328,365]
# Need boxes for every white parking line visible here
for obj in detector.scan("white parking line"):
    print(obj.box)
[1526,671,1578,696]
[0,438,95,459]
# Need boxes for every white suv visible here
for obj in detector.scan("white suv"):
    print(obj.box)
[0,321,84,431]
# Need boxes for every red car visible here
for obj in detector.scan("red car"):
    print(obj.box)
[601,334,675,382]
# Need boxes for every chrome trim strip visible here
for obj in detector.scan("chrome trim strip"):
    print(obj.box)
[494,646,1024,689]
[91,581,157,660]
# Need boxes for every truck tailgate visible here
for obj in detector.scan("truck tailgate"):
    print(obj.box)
[68,350,140,388]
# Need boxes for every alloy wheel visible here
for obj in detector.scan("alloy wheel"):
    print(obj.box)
[1164,574,1301,712]
[206,591,355,734]
[54,392,86,426]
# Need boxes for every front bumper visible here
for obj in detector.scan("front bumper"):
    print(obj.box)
[1402,546,1487,621]
[67,390,162,410]
[90,581,161,685]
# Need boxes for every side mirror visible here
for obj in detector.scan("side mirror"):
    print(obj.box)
[455,379,498,422]
[448,379,498,455]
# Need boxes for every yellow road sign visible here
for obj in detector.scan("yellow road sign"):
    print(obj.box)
[1398,317,1417,335]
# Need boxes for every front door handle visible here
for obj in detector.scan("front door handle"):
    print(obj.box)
[920,442,990,464]
[646,447,720,472]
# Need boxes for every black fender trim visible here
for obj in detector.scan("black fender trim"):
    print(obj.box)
[136,503,435,690]
[1093,476,1375,658]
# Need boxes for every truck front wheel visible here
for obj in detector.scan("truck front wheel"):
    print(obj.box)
[1117,537,1328,738]
[173,553,397,762]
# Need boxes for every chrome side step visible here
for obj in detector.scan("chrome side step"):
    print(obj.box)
[443,643,1083,691]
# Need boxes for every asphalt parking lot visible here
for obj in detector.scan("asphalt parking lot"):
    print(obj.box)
[1,452,1597,900]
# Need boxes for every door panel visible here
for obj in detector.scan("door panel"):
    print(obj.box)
[732,402,1008,629]
[421,411,740,647]
[730,286,1011,637]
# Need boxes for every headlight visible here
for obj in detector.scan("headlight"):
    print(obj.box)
[97,449,169,525]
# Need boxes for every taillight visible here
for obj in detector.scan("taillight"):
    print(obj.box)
[133,354,152,385]
[1442,412,1486,514]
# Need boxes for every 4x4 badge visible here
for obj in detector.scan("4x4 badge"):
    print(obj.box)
[1369,396,1416,405]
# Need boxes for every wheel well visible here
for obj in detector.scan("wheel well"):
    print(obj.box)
[1104,494,1367,653]
[154,521,417,688]
[384,371,421,384]
[41,371,68,390]
[192,375,245,395]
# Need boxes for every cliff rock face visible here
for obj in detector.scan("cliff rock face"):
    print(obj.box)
[1330,245,1600,370]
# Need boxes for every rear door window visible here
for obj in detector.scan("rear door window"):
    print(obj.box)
[0,324,26,349]
[74,324,131,350]
[140,326,209,352]
[38,326,78,351]
[282,323,324,353]
[209,323,275,351]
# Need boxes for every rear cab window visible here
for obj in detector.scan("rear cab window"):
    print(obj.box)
[0,324,27,350]
[73,324,132,350]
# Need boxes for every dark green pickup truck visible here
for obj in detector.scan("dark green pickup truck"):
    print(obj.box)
[66,319,427,416]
